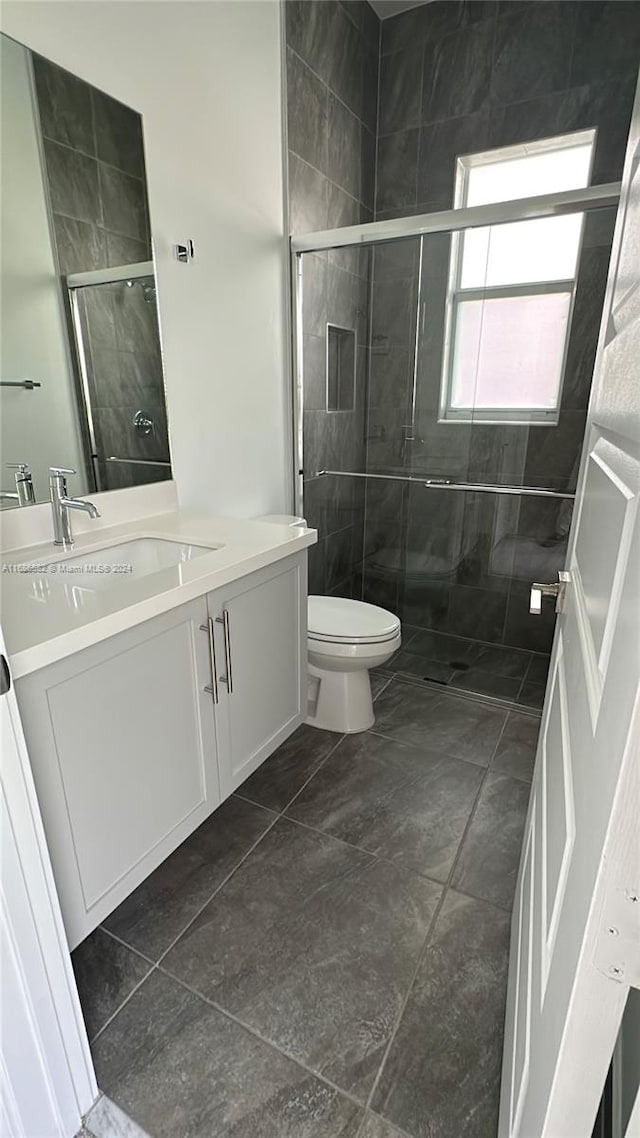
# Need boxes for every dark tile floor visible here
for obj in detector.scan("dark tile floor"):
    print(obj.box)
[381,626,550,709]
[72,684,539,1138]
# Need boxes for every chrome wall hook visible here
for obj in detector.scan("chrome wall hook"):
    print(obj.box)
[175,239,195,264]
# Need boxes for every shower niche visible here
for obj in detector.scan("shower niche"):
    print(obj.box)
[326,324,356,413]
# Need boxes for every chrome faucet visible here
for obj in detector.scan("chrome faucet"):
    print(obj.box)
[1,462,36,506]
[49,467,100,548]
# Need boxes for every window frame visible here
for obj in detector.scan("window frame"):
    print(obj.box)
[438,130,596,427]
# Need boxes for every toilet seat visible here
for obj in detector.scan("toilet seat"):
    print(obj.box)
[308,596,401,646]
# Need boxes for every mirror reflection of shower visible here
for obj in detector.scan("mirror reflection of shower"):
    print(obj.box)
[66,260,171,492]
[125,275,157,306]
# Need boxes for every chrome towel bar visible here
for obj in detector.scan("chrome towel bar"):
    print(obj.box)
[106,456,171,467]
[314,469,575,501]
[1,379,41,389]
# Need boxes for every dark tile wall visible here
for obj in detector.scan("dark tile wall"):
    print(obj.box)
[286,0,380,595]
[377,1,639,217]
[32,55,170,490]
[363,0,639,650]
[33,55,151,274]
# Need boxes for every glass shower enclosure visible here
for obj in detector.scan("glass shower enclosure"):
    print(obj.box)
[292,177,620,709]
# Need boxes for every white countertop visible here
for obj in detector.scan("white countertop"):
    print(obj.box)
[1,510,315,679]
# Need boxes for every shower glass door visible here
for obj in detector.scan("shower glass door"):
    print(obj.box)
[294,184,618,707]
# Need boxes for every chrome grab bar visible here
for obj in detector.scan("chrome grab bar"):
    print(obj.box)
[313,469,575,501]
[216,610,233,694]
[106,456,171,467]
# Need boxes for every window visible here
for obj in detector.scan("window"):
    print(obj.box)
[440,130,596,424]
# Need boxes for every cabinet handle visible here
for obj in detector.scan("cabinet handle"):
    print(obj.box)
[216,610,233,694]
[199,620,218,704]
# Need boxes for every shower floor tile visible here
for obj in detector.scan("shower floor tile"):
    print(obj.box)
[79,679,534,1138]
[517,680,547,709]
[448,668,523,701]
[389,648,456,685]
[386,625,550,709]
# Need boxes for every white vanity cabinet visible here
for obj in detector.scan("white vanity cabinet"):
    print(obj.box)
[205,554,305,797]
[16,595,219,948]
[15,552,306,948]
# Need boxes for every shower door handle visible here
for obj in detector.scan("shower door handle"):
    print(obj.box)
[530,571,571,615]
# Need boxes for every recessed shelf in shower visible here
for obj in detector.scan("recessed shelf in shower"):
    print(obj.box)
[326,323,355,412]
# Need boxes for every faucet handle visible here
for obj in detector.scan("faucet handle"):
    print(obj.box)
[7,462,31,473]
[50,466,76,477]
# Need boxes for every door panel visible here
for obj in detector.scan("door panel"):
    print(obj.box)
[509,797,535,1137]
[0,629,97,1136]
[210,555,305,798]
[499,85,640,1137]
[47,619,211,908]
[17,597,220,947]
[539,647,575,1005]
[573,433,639,727]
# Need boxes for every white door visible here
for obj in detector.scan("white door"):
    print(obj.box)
[0,629,97,1138]
[499,81,640,1138]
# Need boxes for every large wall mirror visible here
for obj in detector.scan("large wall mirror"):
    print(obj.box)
[0,33,171,510]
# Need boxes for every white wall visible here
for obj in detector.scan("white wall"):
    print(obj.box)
[0,1,292,518]
[0,34,87,505]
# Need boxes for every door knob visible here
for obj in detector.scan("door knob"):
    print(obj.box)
[530,571,571,615]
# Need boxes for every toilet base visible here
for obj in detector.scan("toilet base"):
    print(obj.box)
[306,662,375,734]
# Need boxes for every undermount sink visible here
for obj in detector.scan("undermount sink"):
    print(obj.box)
[27,537,219,591]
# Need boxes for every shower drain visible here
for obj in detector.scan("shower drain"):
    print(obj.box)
[417,660,470,685]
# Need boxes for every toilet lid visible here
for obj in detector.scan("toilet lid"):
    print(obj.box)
[308,596,401,645]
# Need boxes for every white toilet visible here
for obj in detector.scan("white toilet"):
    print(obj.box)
[255,515,401,734]
[306,595,401,734]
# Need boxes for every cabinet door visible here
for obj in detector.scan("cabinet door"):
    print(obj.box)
[16,597,219,948]
[209,553,305,797]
